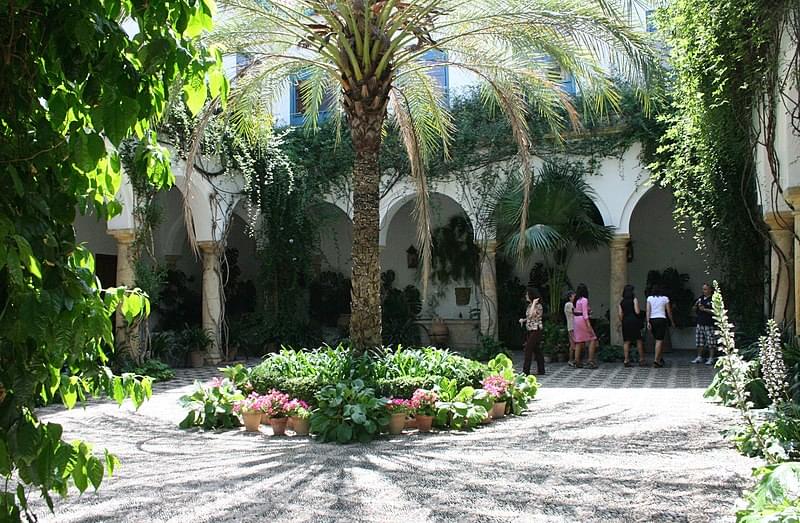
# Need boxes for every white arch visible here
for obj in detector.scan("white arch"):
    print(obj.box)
[589,192,614,230]
[379,190,476,247]
[619,181,656,235]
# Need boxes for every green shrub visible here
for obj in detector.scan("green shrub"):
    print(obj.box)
[283,377,323,404]
[434,384,489,430]
[598,345,624,363]
[310,380,389,444]
[373,346,486,389]
[220,363,252,392]
[736,463,800,522]
[178,379,243,430]
[374,376,438,398]
[727,403,800,462]
[466,336,509,362]
[705,360,771,409]
[119,358,175,382]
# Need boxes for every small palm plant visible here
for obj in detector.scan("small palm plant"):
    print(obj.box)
[492,161,614,315]
[195,0,657,350]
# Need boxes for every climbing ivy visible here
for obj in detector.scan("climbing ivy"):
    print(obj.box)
[652,1,800,334]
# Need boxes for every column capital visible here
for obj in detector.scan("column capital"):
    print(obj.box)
[787,186,800,209]
[107,228,136,244]
[764,211,794,230]
[609,234,630,249]
[479,239,497,255]
[197,241,223,256]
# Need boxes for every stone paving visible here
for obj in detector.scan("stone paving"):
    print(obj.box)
[36,354,757,523]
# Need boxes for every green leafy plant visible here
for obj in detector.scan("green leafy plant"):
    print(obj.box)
[430,216,480,285]
[121,359,176,383]
[220,364,253,394]
[310,380,388,444]
[468,336,509,362]
[178,379,244,430]
[509,374,540,415]
[736,463,800,522]
[434,385,489,430]
[374,376,437,399]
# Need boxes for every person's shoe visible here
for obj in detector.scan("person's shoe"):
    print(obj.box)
[705,357,716,366]
[623,361,632,368]
[652,360,663,368]
[691,356,704,364]
[568,361,577,368]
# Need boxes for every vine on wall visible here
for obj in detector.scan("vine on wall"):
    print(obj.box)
[653,1,800,334]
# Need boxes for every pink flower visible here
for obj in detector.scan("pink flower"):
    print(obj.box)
[410,389,438,415]
[386,398,413,413]
[481,375,511,400]
[210,377,224,388]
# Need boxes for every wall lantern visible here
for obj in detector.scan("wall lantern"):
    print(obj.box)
[406,245,419,268]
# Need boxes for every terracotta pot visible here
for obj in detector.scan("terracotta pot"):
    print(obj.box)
[243,411,262,432]
[404,417,418,430]
[287,417,295,430]
[291,417,310,436]
[491,401,507,419]
[454,287,472,306]
[270,417,288,436]
[189,350,205,368]
[416,414,434,432]
[429,320,449,347]
[388,413,406,435]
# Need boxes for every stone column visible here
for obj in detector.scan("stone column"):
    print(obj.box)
[609,234,630,347]
[479,240,498,339]
[108,229,137,355]
[765,212,794,326]
[199,241,223,364]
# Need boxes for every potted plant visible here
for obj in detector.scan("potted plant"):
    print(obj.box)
[233,392,265,432]
[482,375,512,418]
[286,398,311,436]
[262,389,291,436]
[472,388,495,424]
[386,398,413,435]
[410,389,438,432]
[181,326,213,368]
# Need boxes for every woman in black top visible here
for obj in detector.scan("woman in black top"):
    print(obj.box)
[618,284,646,367]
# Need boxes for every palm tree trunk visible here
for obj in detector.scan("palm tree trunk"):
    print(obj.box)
[346,82,389,352]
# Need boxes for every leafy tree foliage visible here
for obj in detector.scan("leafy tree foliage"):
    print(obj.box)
[0,0,222,520]
[653,1,800,333]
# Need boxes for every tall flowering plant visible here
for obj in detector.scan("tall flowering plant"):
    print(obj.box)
[233,392,266,415]
[386,398,413,415]
[482,375,512,402]
[262,389,291,418]
[285,398,311,420]
[410,389,438,416]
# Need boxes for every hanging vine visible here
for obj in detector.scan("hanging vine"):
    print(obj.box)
[653,1,800,334]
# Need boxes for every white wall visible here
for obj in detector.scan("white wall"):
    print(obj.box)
[381,194,479,320]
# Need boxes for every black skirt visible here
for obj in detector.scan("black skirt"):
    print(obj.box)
[622,317,642,342]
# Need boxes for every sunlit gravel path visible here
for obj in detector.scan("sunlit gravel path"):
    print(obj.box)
[36,356,757,523]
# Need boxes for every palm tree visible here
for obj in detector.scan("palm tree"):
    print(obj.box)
[197,0,656,351]
[493,161,614,316]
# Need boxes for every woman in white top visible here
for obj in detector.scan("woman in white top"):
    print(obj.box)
[563,291,576,365]
[646,285,676,368]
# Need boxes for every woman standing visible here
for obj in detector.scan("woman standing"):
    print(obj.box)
[564,291,577,366]
[618,284,645,367]
[573,283,598,369]
[646,285,675,368]
[519,287,545,375]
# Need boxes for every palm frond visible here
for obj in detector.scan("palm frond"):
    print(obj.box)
[390,88,434,299]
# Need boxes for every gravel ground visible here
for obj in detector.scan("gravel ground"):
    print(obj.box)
[35,355,758,523]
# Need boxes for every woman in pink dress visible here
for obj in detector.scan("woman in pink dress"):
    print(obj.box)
[572,283,598,369]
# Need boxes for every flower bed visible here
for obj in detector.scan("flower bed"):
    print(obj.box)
[179,347,539,443]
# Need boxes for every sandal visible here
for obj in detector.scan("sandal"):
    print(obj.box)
[623,361,631,368]
[568,361,577,368]
[652,360,663,368]
[639,360,648,367]
[585,361,598,369]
